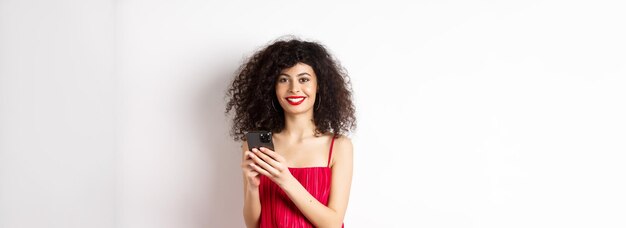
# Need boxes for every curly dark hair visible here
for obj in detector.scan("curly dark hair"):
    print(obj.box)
[225,37,356,141]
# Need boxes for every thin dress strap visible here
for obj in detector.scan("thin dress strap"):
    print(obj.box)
[327,134,337,168]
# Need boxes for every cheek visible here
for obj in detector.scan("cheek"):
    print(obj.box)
[305,83,318,93]
[275,85,285,95]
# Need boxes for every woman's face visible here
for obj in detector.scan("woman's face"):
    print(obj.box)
[275,62,318,115]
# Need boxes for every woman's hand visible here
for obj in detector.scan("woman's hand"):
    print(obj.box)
[242,150,261,189]
[247,147,294,186]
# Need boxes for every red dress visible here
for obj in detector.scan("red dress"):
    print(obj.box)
[258,135,345,227]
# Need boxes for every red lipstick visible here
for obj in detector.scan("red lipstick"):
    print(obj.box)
[285,96,306,105]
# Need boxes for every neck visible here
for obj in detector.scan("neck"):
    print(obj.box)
[281,111,316,139]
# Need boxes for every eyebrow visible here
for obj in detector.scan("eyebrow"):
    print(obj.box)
[278,72,311,77]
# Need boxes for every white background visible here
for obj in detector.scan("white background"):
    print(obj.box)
[1,0,625,227]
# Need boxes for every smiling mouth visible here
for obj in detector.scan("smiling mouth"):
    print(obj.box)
[286,97,306,105]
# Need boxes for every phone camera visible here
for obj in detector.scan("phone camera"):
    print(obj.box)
[260,132,271,143]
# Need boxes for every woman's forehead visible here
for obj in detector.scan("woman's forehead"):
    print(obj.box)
[279,63,316,77]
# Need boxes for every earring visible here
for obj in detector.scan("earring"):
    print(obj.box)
[271,99,279,112]
[315,94,321,111]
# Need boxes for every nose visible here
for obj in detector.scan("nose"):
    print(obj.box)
[288,82,300,93]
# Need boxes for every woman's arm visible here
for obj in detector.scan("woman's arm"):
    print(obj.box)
[248,136,353,228]
[283,136,353,227]
[241,141,261,228]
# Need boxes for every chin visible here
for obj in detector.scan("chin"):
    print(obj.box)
[282,106,314,115]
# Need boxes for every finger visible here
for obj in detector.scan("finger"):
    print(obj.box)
[249,163,272,177]
[242,150,253,161]
[242,155,255,167]
[246,168,259,177]
[248,151,279,176]
[252,148,281,168]
[243,160,256,172]
[259,147,285,162]
[249,151,276,172]
[243,159,262,174]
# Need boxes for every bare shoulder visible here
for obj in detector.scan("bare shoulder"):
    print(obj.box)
[330,134,353,166]
[332,134,353,151]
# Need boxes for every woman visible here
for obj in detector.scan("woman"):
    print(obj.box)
[225,37,356,227]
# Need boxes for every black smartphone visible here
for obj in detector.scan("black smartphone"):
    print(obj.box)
[246,131,274,151]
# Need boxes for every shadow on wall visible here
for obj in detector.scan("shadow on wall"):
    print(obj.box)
[188,53,244,227]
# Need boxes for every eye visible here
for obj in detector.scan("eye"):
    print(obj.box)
[299,78,310,83]
[277,77,288,83]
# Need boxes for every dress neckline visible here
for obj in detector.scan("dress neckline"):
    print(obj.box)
[284,133,337,170]
[288,166,330,169]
